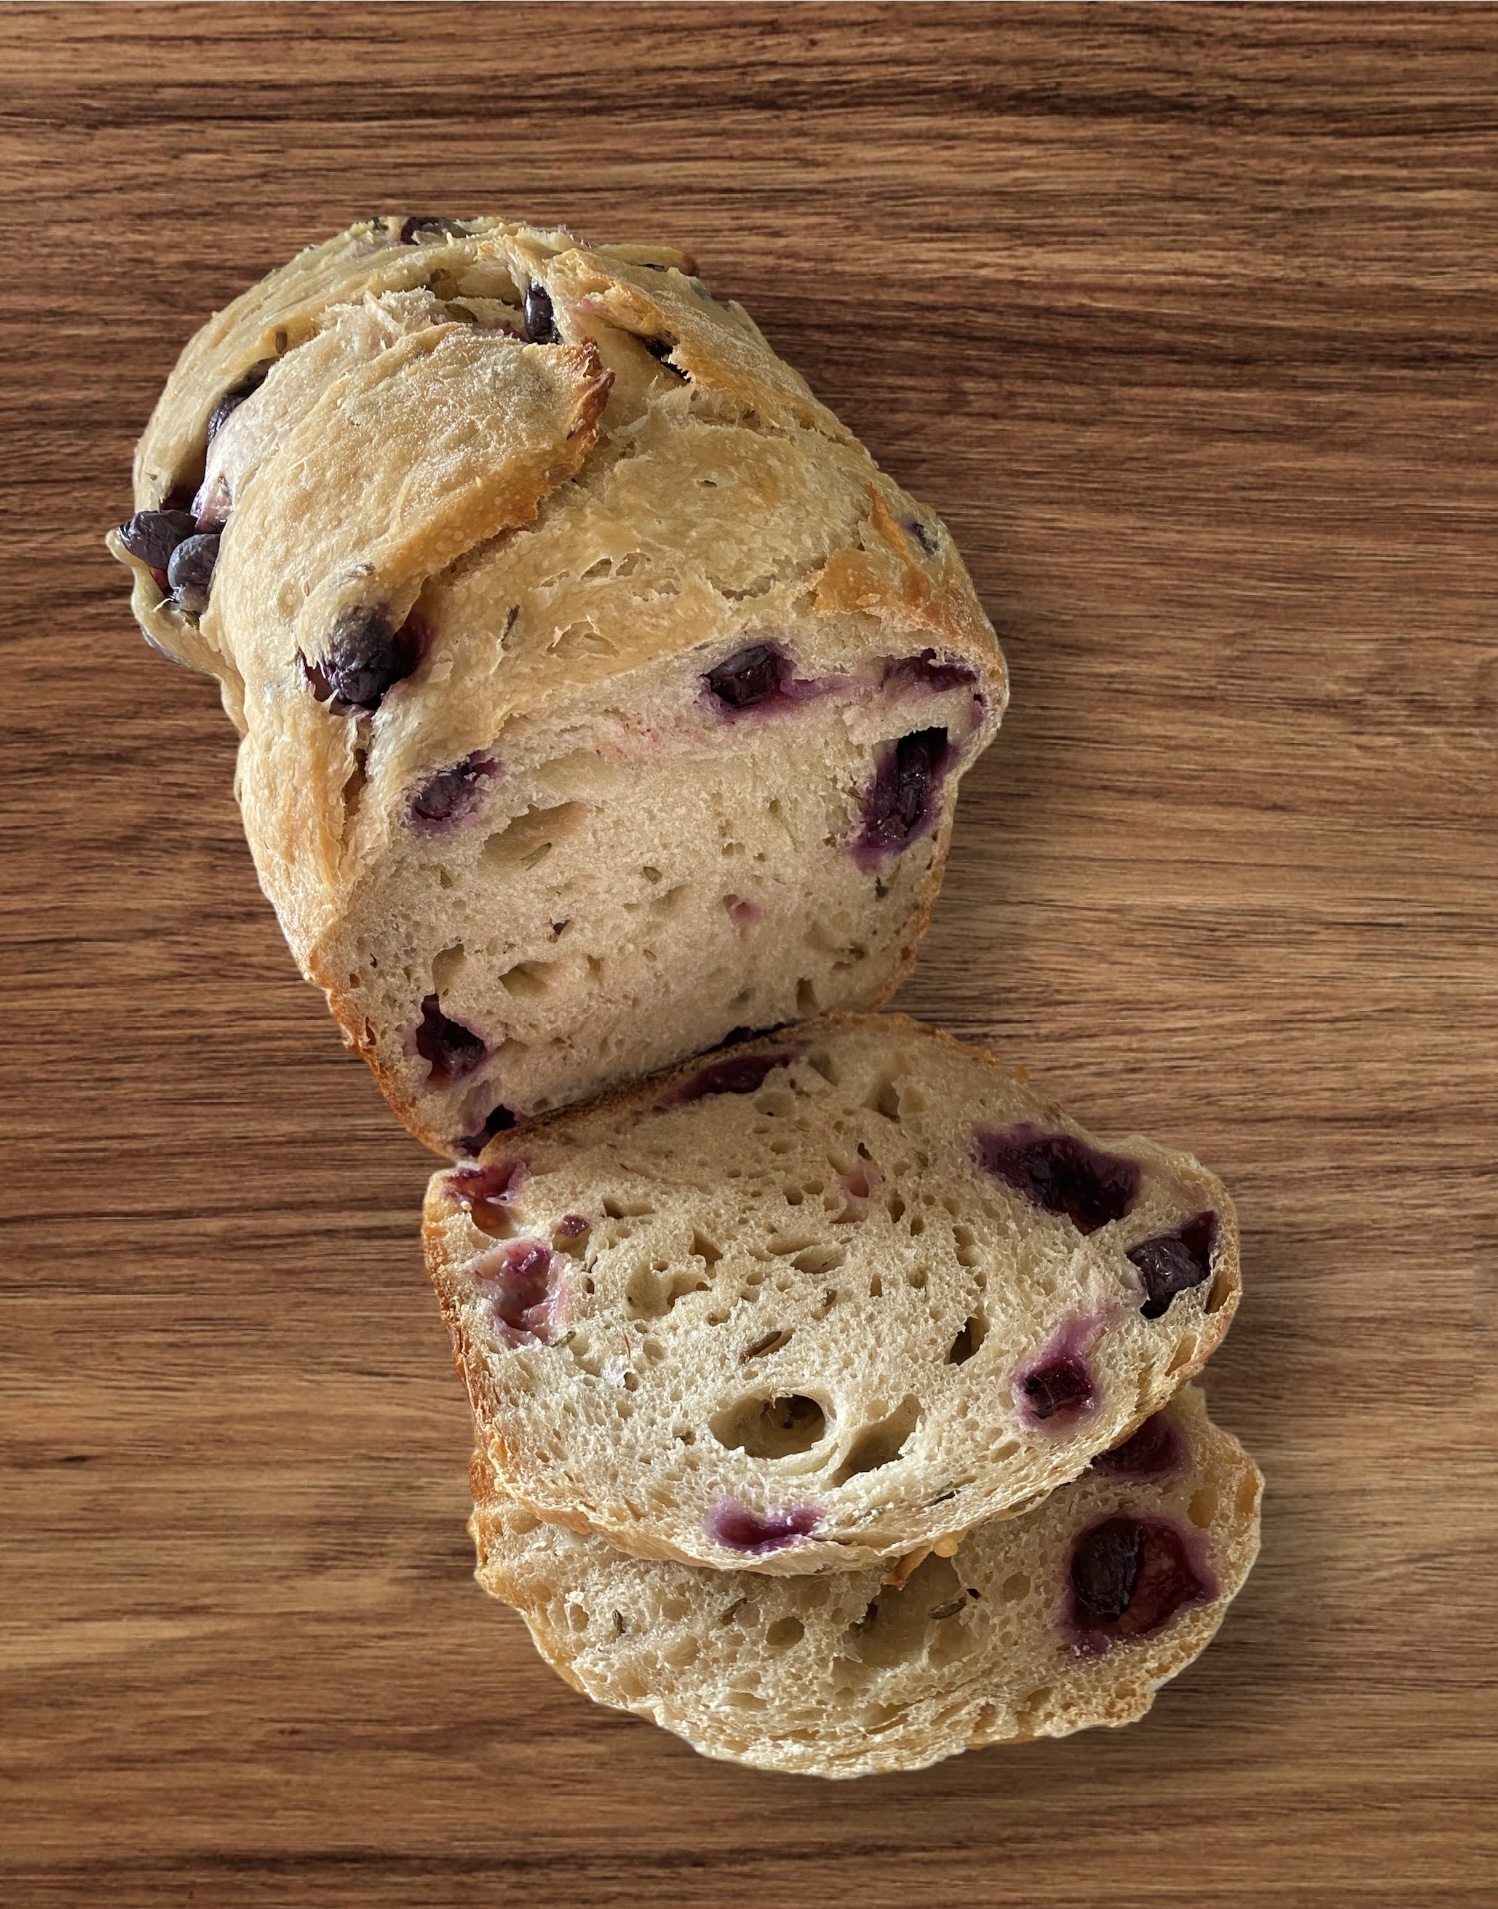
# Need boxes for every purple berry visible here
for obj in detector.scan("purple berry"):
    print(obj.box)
[705,1500,820,1554]
[974,1124,1142,1234]
[1128,1212,1219,1319]
[206,360,272,443]
[1090,1410,1184,1482]
[523,282,560,344]
[165,531,221,615]
[409,753,499,833]
[117,509,197,570]
[456,1103,518,1158]
[882,650,978,695]
[474,1238,563,1345]
[852,726,951,867]
[906,518,939,556]
[415,994,487,1083]
[1019,1354,1095,1424]
[448,1158,527,1234]
[399,216,469,244]
[304,606,424,712]
[671,1051,796,1104]
[1067,1515,1213,1649]
[705,644,786,710]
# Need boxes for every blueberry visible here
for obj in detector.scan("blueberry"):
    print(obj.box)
[523,282,560,344]
[206,360,272,442]
[671,1051,796,1104]
[1068,1515,1213,1647]
[415,993,487,1083]
[704,643,786,711]
[1090,1410,1183,1482]
[449,1158,526,1234]
[409,753,499,833]
[1128,1212,1219,1318]
[1070,1516,1143,1622]
[166,531,221,614]
[705,1500,819,1554]
[906,518,939,556]
[456,1103,517,1157]
[304,606,423,712]
[974,1124,1142,1234]
[474,1238,562,1345]
[1020,1354,1095,1423]
[117,509,197,570]
[398,216,469,244]
[882,650,978,695]
[853,727,951,866]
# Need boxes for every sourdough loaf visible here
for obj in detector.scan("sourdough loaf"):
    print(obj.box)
[107,217,1006,1154]
[426,1014,1240,1574]
[470,1384,1262,1777]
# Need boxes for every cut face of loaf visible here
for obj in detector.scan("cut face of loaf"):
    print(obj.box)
[106,217,1006,1153]
[425,1014,1242,1574]
[470,1386,1262,1779]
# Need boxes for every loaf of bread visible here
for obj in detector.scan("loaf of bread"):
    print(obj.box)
[107,216,1006,1155]
[426,1014,1240,1574]
[469,1384,1261,1777]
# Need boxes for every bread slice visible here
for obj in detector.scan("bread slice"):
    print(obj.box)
[425,1014,1241,1574]
[469,1384,1261,1778]
[106,216,1006,1154]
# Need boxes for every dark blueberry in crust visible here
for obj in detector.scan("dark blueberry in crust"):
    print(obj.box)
[882,650,979,696]
[206,359,272,443]
[304,606,423,712]
[474,1238,562,1345]
[1128,1212,1219,1319]
[409,753,500,834]
[1020,1354,1095,1424]
[974,1123,1142,1234]
[705,1500,820,1554]
[672,1050,797,1105]
[852,727,951,867]
[117,509,197,570]
[415,993,487,1084]
[1067,1515,1213,1650]
[165,531,221,615]
[523,281,560,344]
[399,216,469,244]
[906,517,939,556]
[1090,1410,1184,1482]
[456,1103,517,1157]
[705,643,786,710]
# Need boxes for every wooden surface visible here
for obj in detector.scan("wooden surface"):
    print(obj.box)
[2,5,1494,1903]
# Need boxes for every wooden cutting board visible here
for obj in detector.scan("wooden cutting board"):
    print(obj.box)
[3,5,1492,1903]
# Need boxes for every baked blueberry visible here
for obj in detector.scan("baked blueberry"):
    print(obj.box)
[974,1123,1141,1234]
[117,509,197,570]
[415,993,487,1083]
[704,643,786,710]
[206,360,272,442]
[1067,1514,1213,1648]
[166,531,221,615]
[304,606,423,712]
[672,1051,796,1104]
[853,727,951,867]
[1090,1410,1183,1482]
[457,1103,518,1158]
[409,754,500,833]
[523,282,560,344]
[705,1500,820,1553]
[475,1238,563,1345]
[1019,1354,1095,1424]
[1128,1212,1219,1318]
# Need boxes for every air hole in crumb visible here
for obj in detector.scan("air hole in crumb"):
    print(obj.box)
[947,1315,986,1365]
[586,955,604,982]
[663,1636,699,1669]
[886,1193,907,1224]
[431,942,466,992]
[868,1273,883,1298]
[1189,1486,1219,1528]
[741,1327,792,1361]
[498,959,556,998]
[711,1393,829,1459]
[1165,1334,1200,1376]
[766,1615,804,1649]
[833,1396,921,1484]
[480,802,584,874]
[791,1244,845,1276]
[867,1078,902,1122]
[953,1224,980,1268]
[1000,1572,1030,1603]
[797,977,818,1015]
[691,1230,723,1266]
[807,1050,838,1085]
[848,1554,963,1668]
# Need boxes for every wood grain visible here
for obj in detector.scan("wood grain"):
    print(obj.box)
[2,5,1494,1903]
